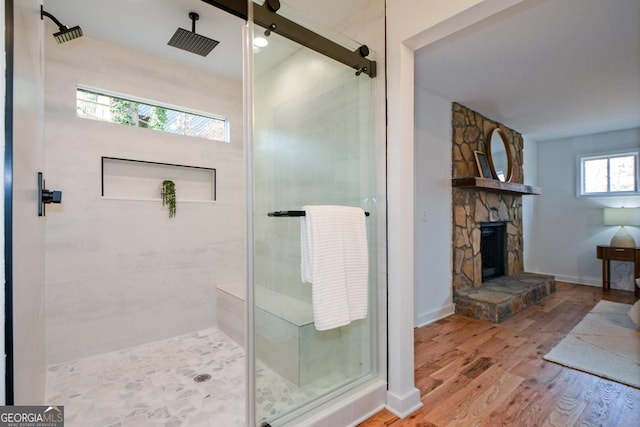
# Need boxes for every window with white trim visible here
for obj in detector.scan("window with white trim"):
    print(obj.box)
[76,88,229,142]
[579,152,639,196]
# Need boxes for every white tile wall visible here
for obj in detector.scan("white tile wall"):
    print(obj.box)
[44,35,244,364]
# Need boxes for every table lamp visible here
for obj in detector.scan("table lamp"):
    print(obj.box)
[604,207,640,248]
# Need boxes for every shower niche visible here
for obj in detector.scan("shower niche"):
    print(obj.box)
[101,157,216,202]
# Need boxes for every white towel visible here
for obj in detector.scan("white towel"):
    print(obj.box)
[300,205,369,331]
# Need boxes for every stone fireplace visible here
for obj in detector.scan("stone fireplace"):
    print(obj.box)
[451,103,554,322]
[451,103,524,290]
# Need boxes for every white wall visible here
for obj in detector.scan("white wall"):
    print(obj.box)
[12,0,47,403]
[385,0,525,417]
[44,34,244,364]
[413,92,537,326]
[528,127,640,290]
[414,86,454,327]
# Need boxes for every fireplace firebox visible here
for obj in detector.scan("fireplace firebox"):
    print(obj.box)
[480,222,507,282]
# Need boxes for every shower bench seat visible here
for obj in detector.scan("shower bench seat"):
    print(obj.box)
[217,282,350,387]
[217,282,313,345]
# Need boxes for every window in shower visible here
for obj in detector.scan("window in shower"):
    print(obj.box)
[76,87,230,142]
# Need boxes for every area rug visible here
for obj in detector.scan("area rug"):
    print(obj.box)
[544,300,640,389]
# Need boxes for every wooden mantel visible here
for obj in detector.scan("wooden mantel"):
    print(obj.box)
[452,177,541,196]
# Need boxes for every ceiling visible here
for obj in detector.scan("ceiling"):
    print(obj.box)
[45,0,244,81]
[45,0,640,142]
[44,0,370,81]
[415,0,640,141]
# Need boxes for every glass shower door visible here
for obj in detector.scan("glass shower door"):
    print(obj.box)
[250,2,378,425]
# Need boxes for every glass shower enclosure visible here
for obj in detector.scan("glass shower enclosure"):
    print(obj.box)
[248,1,380,425]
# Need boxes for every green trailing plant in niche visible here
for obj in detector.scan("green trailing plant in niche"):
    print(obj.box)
[161,180,176,218]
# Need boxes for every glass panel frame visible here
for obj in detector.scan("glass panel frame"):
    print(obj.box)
[249,3,380,425]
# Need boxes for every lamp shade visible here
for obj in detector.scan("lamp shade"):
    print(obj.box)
[603,207,640,226]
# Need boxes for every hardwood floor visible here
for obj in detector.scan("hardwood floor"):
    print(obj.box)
[359,282,640,426]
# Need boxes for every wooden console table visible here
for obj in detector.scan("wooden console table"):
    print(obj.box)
[596,245,640,296]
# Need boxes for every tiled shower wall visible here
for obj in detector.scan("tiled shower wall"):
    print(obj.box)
[44,35,244,364]
[451,103,524,291]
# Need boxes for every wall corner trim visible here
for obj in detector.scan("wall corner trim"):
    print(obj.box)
[386,388,422,419]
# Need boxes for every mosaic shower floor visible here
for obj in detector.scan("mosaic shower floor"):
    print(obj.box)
[46,327,245,426]
[47,326,351,426]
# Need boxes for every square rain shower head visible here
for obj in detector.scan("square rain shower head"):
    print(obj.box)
[168,27,219,57]
[53,25,83,44]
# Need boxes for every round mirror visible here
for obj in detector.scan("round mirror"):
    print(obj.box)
[487,128,512,182]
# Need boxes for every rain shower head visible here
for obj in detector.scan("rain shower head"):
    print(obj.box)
[168,12,219,57]
[52,26,83,44]
[40,5,83,44]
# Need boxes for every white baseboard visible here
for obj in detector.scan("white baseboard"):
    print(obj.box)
[386,387,422,419]
[415,303,455,328]
[552,274,600,287]
[348,403,387,427]
[282,379,387,427]
[544,273,635,292]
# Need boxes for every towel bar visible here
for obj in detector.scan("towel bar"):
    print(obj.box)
[268,210,370,217]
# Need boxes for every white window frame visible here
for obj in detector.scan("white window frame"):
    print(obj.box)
[76,86,230,143]
[578,151,639,197]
